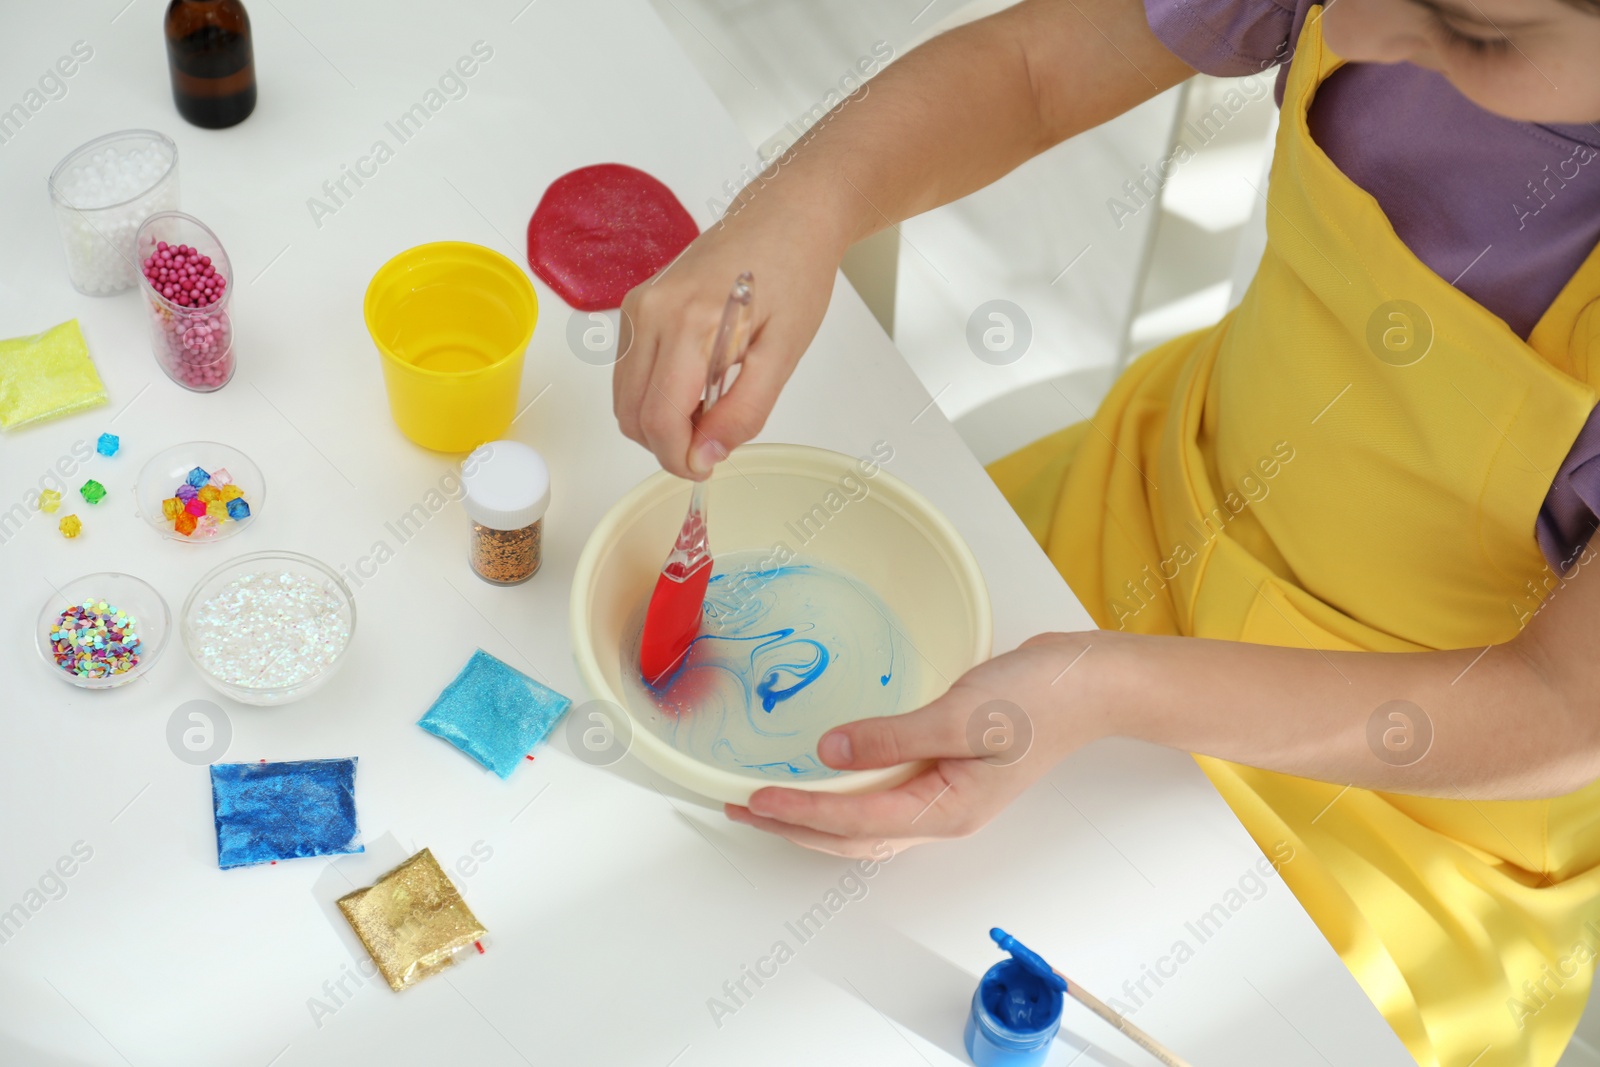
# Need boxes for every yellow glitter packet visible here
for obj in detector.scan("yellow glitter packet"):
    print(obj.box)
[337,848,486,991]
[0,320,107,431]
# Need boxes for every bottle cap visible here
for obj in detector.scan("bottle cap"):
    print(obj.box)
[461,441,550,530]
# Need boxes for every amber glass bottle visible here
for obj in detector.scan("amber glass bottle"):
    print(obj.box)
[165,0,256,129]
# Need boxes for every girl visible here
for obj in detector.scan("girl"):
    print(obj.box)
[614,1,1600,1063]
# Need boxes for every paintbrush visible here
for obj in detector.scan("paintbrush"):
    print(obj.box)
[991,928,1195,1067]
[638,272,755,686]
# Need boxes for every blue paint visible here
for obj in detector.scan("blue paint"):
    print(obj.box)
[623,551,917,781]
[964,928,1065,1067]
[418,649,572,779]
[210,758,363,869]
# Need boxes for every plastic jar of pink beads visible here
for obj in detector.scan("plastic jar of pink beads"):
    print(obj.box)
[135,211,235,392]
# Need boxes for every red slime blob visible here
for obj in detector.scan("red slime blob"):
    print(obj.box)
[526,163,700,312]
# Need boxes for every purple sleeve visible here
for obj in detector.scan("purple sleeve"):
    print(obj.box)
[1538,405,1600,572]
[1143,0,1299,77]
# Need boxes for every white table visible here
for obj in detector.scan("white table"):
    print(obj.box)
[0,2,1413,1064]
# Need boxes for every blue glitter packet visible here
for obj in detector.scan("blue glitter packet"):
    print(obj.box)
[210,758,363,869]
[418,649,572,778]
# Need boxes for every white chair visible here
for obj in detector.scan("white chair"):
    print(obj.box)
[648,0,1190,462]
[948,71,1277,463]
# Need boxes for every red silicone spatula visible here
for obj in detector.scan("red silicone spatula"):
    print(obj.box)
[638,272,755,686]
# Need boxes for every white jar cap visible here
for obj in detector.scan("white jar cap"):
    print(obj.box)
[461,441,550,530]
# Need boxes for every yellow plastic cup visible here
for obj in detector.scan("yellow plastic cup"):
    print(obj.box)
[364,242,538,453]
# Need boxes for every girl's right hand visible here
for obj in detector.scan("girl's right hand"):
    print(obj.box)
[614,202,845,480]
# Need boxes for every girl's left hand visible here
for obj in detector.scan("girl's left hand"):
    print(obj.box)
[726,635,1103,857]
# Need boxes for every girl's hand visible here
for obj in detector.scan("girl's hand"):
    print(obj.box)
[727,635,1104,857]
[615,202,846,480]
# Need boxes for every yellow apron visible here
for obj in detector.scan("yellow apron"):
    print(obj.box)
[990,12,1600,1066]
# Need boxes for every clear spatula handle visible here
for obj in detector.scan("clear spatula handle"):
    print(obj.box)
[662,272,754,578]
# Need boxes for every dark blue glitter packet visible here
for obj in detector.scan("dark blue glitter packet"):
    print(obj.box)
[210,758,363,869]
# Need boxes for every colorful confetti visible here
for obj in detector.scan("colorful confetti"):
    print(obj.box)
[50,599,141,678]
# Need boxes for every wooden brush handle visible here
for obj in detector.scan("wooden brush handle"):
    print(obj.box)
[1059,973,1195,1067]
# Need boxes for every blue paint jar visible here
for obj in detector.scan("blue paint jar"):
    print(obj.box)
[964,957,1064,1066]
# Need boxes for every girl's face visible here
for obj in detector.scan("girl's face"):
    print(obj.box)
[1322,0,1600,122]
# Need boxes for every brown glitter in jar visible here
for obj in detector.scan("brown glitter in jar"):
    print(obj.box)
[471,518,542,584]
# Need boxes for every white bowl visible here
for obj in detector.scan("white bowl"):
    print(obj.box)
[570,444,992,804]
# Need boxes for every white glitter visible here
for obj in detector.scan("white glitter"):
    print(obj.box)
[190,571,350,689]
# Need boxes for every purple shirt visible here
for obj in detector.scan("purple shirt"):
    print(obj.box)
[1145,0,1600,570]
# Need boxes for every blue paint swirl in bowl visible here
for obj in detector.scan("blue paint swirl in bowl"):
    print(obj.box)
[620,550,917,781]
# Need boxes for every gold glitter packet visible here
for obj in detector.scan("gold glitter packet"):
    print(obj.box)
[337,848,487,991]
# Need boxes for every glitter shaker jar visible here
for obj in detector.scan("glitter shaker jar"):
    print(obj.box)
[461,441,549,586]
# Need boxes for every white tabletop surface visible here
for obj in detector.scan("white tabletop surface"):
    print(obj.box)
[0,1,1413,1064]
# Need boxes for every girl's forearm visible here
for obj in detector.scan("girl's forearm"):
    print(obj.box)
[1058,629,1600,799]
[730,0,1193,254]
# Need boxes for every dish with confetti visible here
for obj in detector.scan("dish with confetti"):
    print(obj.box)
[135,441,264,542]
[36,573,171,689]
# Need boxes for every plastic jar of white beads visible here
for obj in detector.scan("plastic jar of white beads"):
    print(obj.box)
[48,130,180,296]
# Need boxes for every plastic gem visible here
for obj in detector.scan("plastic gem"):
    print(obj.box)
[96,432,120,457]
[226,498,250,520]
[59,515,82,538]
[79,479,105,504]
[39,489,62,513]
